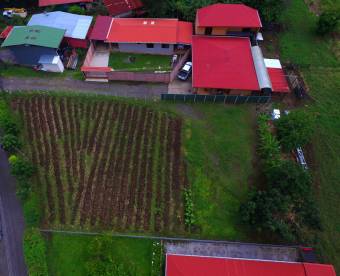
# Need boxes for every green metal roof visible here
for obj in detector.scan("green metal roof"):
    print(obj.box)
[1,25,65,48]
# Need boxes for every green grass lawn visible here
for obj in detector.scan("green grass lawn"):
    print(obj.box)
[46,233,153,276]
[180,104,256,240]
[279,0,340,271]
[109,52,172,72]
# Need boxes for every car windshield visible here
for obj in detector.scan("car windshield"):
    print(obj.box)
[182,65,191,71]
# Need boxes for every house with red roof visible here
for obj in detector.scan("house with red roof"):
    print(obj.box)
[39,0,93,7]
[81,16,192,82]
[166,254,337,276]
[103,0,143,17]
[195,4,262,36]
[192,4,290,97]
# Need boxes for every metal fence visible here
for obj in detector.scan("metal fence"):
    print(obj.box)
[161,94,271,104]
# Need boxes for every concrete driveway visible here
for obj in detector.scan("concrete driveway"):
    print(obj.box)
[168,78,192,94]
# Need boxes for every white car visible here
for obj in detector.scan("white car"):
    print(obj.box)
[177,62,192,81]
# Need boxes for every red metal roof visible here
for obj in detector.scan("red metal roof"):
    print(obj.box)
[39,0,93,7]
[267,68,290,93]
[166,254,337,276]
[89,16,112,41]
[0,26,13,39]
[192,35,259,91]
[196,4,262,28]
[103,0,143,16]
[106,18,192,44]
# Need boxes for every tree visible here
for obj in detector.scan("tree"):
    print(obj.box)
[9,155,35,180]
[317,11,339,35]
[1,134,21,153]
[275,110,315,152]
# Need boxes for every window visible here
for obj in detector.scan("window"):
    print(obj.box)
[205,27,212,35]
[146,43,154,48]
[161,44,170,49]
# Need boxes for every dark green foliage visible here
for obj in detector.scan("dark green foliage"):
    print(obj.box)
[143,0,283,23]
[275,110,315,152]
[68,5,85,15]
[1,133,21,153]
[9,155,35,180]
[317,11,339,35]
[0,117,19,135]
[23,228,48,276]
[85,235,135,276]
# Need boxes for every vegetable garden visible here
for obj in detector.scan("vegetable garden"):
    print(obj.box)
[12,95,188,232]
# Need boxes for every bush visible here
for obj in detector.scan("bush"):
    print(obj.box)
[23,228,48,276]
[85,235,134,276]
[275,110,315,152]
[151,241,164,276]
[68,5,85,15]
[1,134,21,153]
[183,188,195,229]
[24,194,42,227]
[317,11,339,35]
[9,155,35,180]
[0,117,19,135]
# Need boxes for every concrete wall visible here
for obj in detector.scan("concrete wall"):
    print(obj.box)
[7,45,57,66]
[197,87,253,96]
[108,71,170,83]
[116,43,174,55]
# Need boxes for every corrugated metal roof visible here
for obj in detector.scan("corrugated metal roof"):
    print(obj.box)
[28,12,93,39]
[106,18,193,44]
[89,16,112,41]
[1,25,65,48]
[103,0,143,16]
[39,0,93,7]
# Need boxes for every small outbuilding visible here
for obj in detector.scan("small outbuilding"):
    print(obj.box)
[1,25,65,71]
[103,0,143,17]
[38,0,93,7]
[27,11,93,48]
[195,4,262,36]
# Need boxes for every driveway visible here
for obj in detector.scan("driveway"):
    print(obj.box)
[0,77,167,99]
[0,149,27,276]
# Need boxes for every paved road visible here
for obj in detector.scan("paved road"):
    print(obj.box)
[0,149,27,276]
[0,77,167,99]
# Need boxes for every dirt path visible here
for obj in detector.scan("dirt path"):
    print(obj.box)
[0,149,27,276]
[0,77,167,99]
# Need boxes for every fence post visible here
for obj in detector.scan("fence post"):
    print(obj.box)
[224,95,227,104]
[174,94,176,103]
[257,97,260,103]
[204,95,207,103]
[184,94,186,102]
[245,96,249,103]
[214,95,216,103]
[234,96,238,104]
[194,94,197,103]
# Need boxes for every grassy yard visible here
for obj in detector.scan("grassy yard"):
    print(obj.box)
[109,52,172,72]
[180,104,256,240]
[46,233,153,276]
[279,0,340,271]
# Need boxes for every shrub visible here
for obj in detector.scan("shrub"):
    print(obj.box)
[317,11,339,35]
[151,241,164,276]
[0,117,19,135]
[183,188,195,229]
[68,5,85,15]
[1,134,21,153]
[9,155,35,180]
[275,110,315,152]
[23,228,48,276]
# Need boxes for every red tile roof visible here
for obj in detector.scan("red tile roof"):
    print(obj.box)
[39,0,93,7]
[0,26,13,39]
[103,0,143,16]
[192,35,259,91]
[166,254,337,276]
[106,18,192,44]
[267,68,290,93]
[196,4,262,28]
[89,16,112,41]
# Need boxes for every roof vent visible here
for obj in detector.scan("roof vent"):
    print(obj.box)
[151,21,155,25]
[143,21,148,25]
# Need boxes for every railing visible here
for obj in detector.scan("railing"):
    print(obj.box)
[161,94,271,104]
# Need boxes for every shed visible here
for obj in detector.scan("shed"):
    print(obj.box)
[1,25,65,67]
[166,254,337,276]
[28,12,93,48]
[38,55,64,73]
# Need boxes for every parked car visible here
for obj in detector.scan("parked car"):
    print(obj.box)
[295,147,308,170]
[177,61,192,81]
[3,8,27,18]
